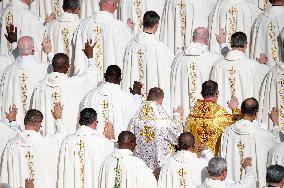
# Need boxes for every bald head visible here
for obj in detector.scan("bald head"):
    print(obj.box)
[99,0,117,13]
[52,53,70,74]
[17,36,34,56]
[192,27,209,45]
[241,98,259,117]
[178,132,195,151]
[117,131,136,151]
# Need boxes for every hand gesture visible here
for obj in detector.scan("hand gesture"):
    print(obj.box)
[269,107,279,124]
[173,106,184,116]
[44,12,56,25]
[51,102,63,120]
[241,157,252,168]
[256,53,268,65]
[5,24,17,44]
[215,28,226,45]
[195,142,208,153]
[25,178,34,188]
[127,18,134,31]
[129,81,142,95]
[104,121,115,140]
[82,39,95,59]
[5,105,18,122]
[41,37,52,55]
[227,96,239,110]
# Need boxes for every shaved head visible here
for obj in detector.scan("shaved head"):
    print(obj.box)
[192,27,209,43]
[178,132,195,150]
[118,131,136,151]
[241,98,259,116]
[17,36,34,56]
[52,53,70,74]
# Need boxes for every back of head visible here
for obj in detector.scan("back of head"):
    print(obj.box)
[147,87,164,102]
[241,98,259,116]
[79,108,97,126]
[24,109,43,127]
[201,80,218,98]
[231,32,247,49]
[269,0,284,5]
[104,65,122,84]
[143,11,160,29]
[99,0,117,13]
[207,156,227,177]
[63,0,80,12]
[52,53,70,74]
[192,27,209,44]
[178,132,195,150]
[17,36,34,56]
[117,131,136,150]
[266,165,284,185]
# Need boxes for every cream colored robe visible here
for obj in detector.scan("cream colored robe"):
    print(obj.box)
[0,121,16,163]
[210,50,270,112]
[171,42,221,120]
[98,149,157,188]
[79,0,99,19]
[58,125,115,188]
[267,142,284,167]
[246,0,271,9]
[209,0,262,55]
[250,6,284,68]
[0,55,12,79]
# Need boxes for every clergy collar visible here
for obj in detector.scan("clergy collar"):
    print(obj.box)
[184,42,209,56]
[9,0,29,8]
[18,130,42,146]
[174,150,198,163]
[264,6,284,17]
[112,148,133,158]
[135,32,157,44]
[15,55,39,69]
[57,12,80,22]
[232,119,260,135]
[225,50,247,61]
[94,11,114,23]
[45,72,68,87]
[76,125,99,136]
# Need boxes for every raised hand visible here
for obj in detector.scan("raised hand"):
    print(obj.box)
[104,121,115,140]
[41,37,52,55]
[5,104,18,122]
[215,28,226,45]
[82,39,95,59]
[129,81,142,95]
[44,12,56,25]
[269,107,279,124]
[256,53,268,65]
[5,24,17,44]
[241,157,252,168]
[127,18,134,31]
[227,96,239,110]
[51,102,63,120]
[173,106,184,116]
[25,178,34,188]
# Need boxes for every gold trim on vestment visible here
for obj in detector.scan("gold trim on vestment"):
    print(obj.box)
[227,7,237,44]
[77,139,85,188]
[93,25,103,77]
[137,49,146,99]
[178,168,187,187]
[25,151,35,179]
[177,0,186,49]
[189,59,197,107]
[268,21,279,64]
[19,73,28,114]
[133,0,143,32]
[227,66,237,97]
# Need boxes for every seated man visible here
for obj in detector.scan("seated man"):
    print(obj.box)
[266,165,284,187]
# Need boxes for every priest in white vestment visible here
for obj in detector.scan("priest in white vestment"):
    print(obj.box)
[265,165,284,187]
[122,11,174,114]
[246,0,271,9]
[0,55,12,79]
[210,32,270,112]
[58,108,115,188]
[250,0,284,68]
[128,87,183,170]
[79,0,99,19]
[98,131,157,188]
[159,0,217,53]
[209,0,261,55]
[267,142,284,167]
[171,27,221,120]
[29,0,55,19]
[158,132,214,188]
[0,37,49,128]
[0,105,66,188]
[0,0,45,61]
[72,0,133,76]
[220,98,280,188]
[80,65,139,140]
[44,0,80,75]
[198,156,256,188]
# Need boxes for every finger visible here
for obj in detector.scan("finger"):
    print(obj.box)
[89,39,92,45]
[4,34,8,39]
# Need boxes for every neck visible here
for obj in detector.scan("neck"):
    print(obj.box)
[100,7,112,13]
[143,27,156,34]
[184,148,194,152]
[268,183,283,187]
[243,115,256,122]
[272,2,284,6]
[105,80,120,85]
[210,176,224,181]
[232,47,246,52]
[54,70,67,74]
[192,39,208,46]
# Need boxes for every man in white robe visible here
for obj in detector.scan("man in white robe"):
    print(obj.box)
[122,11,174,113]
[210,32,270,112]
[250,0,284,68]
[265,165,284,187]
[29,0,55,19]
[0,104,66,188]
[0,0,45,61]
[98,131,157,188]
[158,132,213,188]
[160,0,217,53]
[246,0,271,9]
[198,156,256,188]
[58,108,115,188]
[0,36,49,128]
[128,87,183,170]
[267,142,284,167]
[209,0,261,55]
[80,65,139,140]
[72,0,133,76]
[79,0,99,19]
[171,27,221,120]
[220,98,280,188]
[0,55,12,78]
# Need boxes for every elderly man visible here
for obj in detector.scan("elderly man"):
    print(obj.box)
[198,156,256,188]
[266,165,284,187]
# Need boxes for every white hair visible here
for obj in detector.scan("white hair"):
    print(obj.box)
[17,36,34,56]
[207,156,227,177]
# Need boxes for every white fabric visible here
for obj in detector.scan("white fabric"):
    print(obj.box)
[122,32,174,114]
[29,0,54,19]
[220,119,279,188]
[0,121,17,162]
[58,125,115,188]
[210,50,270,112]
[267,142,284,167]
[250,6,284,68]
[79,0,99,19]
[72,11,133,76]
[0,55,49,127]
[209,0,262,55]
[258,63,284,130]
[0,55,12,79]
[0,0,9,10]
[171,42,221,120]
[246,0,271,9]
[0,0,45,61]
[158,150,210,188]
[98,148,157,188]
[80,82,139,140]
[0,120,66,188]
[160,0,217,53]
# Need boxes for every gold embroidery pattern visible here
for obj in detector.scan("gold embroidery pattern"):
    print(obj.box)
[113,158,122,188]
[268,22,279,64]
[133,0,143,32]
[178,168,187,188]
[137,49,146,99]
[77,140,85,188]
[52,91,61,103]
[25,151,35,179]
[101,100,109,124]
[93,25,103,77]
[237,141,245,177]
[227,7,237,44]
[140,126,155,143]
[61,28,70,56]
[264,0,269,9]
[227,66,237,97]
[189,60,197,108]
[19,73,28,114]
[277,79,284,130]
[53,0,61,16]
[5,11,13,51]
[177,0,186,48]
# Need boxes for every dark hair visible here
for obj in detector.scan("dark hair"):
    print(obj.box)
[104,65,121,81]
[241,98,259,116]
[118,131,136,144]
[266,165,284,184]
[24,109,43,125]
[269,0,282,4]
[143,11,160,28]
[63,0,80,10]
[147,87,164,101]
[79,108,97,126]
[231,32,247,48]
[52,53,69,70]
[178,132,195,150]
[201,80,218,98]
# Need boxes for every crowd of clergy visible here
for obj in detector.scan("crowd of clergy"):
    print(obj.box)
[1,0,284,187]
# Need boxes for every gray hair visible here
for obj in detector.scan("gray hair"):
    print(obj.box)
[0,183,11,188]
[207,156,227,177]
[63,0,80,10]
[17,36,34,56]
[99,0,117,6]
